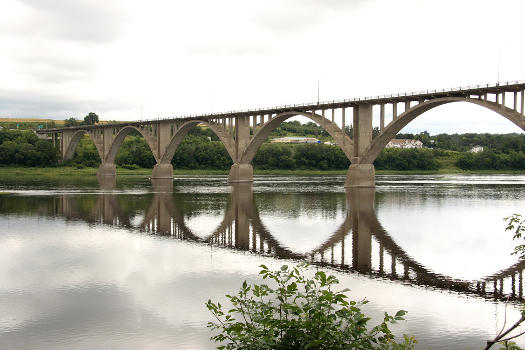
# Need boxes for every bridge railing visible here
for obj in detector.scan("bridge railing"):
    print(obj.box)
[38,80,524,131]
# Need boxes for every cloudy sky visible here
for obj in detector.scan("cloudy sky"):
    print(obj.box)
[0,0,523,134]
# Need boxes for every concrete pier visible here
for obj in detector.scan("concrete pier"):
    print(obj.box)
[228,163,253,183]
[97,163,116,177]
[344,164,375,188]
[151,163,173,179]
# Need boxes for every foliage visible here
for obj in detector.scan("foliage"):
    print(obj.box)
[83,112,99,125]
[484,214,525,350]
[429,133,524,153]
[456,150,524,170]
[115,135,156,168]
[374,148,440,171]
[65,117,81,127]
[497,341,522,350]
[253,143,349,170]
[2,119,521,172]
[172,135,232,169]
[65,135,101,167]
[206,264,416,350]
[505,214,525,260]
[270,121,330,138]
[0,129,59,167]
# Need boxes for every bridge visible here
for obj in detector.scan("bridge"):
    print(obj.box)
[53,178,525,303]
[37,82,525,187]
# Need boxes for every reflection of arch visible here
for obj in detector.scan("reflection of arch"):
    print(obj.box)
[140,189,204,242]
[105,126,156,164]
[63,129,101,161]
[203,184,304,259]
[240,111,354,164]
[56,181,525,302]
[159,120,235,164]
[362,98,525,164]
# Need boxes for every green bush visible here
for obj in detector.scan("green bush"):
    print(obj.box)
[206,264,416,350]
[374,148,439,171]
[456,150,525,170]
[0,129,59,167]
[120,163,139,170]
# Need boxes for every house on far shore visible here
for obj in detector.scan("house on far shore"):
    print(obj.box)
[271,137,321,144]
[386,139,423,149]
[470,145,484,153]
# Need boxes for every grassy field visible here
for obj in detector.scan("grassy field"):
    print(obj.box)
[0,166,522,179]
[0,118,65,124]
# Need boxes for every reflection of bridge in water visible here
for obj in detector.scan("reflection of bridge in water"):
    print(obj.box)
[58,177,525,303]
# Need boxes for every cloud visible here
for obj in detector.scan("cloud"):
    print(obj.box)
[2,0,129,44]
[250,0,368,35]
[8,44,98,84]
[186,40,271,56]
[0,0,131,91]
[0,88,128,118]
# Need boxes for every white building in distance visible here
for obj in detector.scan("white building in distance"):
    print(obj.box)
[386,139,423,149]
[271,137,321,144]
[470,145,484,153]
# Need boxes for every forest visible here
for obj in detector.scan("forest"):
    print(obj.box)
[0,122,523,171]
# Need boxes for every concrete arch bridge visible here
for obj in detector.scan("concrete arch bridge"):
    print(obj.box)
[39,82,525,187]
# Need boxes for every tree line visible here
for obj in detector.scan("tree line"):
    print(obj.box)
[0,129,59,167]
[0,125,523,171]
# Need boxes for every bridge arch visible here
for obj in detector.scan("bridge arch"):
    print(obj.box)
[239,111,354,165]
[104,125,156,164]
[361,97,525,164]
[159,120,235,164]
[63,129,102,162]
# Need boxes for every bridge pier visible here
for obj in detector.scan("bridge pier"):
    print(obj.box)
[97,174,116,190]
[345,104,375,188]
[344,163,375,188]
[151,163,173,179]
[348,187,374,271]
[228,163,253,183]
[97,163,116,177]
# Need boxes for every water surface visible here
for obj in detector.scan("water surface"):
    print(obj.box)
[0,174,524,349]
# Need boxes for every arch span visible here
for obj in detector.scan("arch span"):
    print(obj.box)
[361,97,525,164]
[159,120,235,164]
[63,129,102,162]
[104,126,156,164]
[239,111,354,164]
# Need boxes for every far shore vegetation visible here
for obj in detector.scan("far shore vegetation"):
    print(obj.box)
[0,166,523,180]
[0,120,523,176]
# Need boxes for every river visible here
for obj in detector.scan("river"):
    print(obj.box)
[0,174,524,349]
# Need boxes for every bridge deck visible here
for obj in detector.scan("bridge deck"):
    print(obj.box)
[37,81,525,133]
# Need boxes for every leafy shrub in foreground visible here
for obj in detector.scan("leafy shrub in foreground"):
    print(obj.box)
[206,264,416,350]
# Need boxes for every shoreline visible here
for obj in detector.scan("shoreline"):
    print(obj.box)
[0,166,523,178]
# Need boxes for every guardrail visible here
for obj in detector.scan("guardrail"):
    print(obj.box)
[37,80,525,131]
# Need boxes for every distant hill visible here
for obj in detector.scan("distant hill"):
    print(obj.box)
[0,118,65,125]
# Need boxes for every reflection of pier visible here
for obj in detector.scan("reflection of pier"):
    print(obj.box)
[56,179,525,303]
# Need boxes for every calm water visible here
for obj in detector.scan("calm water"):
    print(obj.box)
[0,174,524,349]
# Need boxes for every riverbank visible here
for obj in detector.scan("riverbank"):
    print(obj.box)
[0,166,523,179]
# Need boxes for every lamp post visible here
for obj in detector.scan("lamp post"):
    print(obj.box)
[317,80,320,105]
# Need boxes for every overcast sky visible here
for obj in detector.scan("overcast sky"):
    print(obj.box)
[0,0,523,134]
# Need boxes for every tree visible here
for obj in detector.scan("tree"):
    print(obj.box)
[64,117,80,127]
[84,112,99,125]
[206,264,416,350]
[484,214,525,350]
